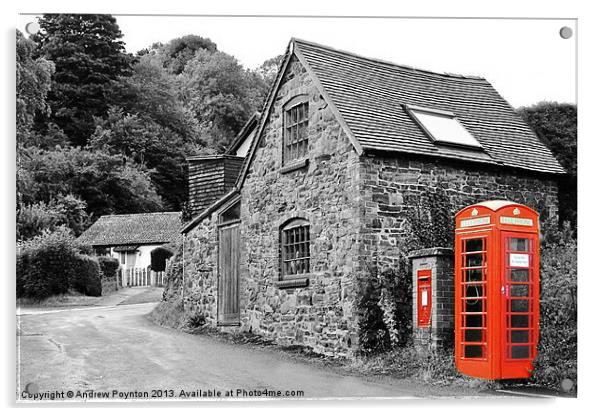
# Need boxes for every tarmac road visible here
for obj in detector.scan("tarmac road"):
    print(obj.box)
[17,292,497,402]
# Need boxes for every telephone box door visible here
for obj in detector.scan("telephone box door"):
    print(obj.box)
[500,231,539,378]
[455,232,493,378]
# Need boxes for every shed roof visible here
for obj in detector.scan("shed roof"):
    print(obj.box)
[77,212,181,247]
[293,38,565,174]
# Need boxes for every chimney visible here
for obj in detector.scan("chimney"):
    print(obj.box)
[187,155,245,217]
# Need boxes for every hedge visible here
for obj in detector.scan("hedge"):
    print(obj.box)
[150,246,173,272]
[16,227,103,299]
[98,256,119,278]
[70,255,102,297]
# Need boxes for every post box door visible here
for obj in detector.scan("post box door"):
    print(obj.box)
[501,232,538,370]
[417,269,432,327]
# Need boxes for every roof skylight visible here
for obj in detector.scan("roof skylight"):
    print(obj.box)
[406,105,482,148]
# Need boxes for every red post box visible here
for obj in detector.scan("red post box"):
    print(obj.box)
[417,269,432,328]
[454,201,540,379]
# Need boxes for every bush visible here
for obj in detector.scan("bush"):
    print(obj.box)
[17,226,102,299]
[150,246,174,272]
[71,255,102,297]
[17,227,78,299]
[532,220,577,389]
[98,256,119,278]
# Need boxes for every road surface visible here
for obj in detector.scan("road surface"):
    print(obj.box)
[17,291,499,401]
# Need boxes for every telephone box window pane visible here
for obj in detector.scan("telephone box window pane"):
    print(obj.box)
[465,239,483,252]
[511,299,529,313]
[511,330,530,343]
[466,269,482,282]
[466,299,483,313]
[510,269,529,282]
[511,315,530,328]
[465,329,482,342]
[465,284,483,299]
[511,284,530,297]
[511,346,530,359]
[464,345,483,358]
[465,315,483,328]
[510,238,529,252]
[465,253,483,267]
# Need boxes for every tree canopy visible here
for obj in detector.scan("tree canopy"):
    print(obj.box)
[517,102,577,229]
[32,14,133,146]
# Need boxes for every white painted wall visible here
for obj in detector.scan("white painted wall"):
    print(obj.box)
[109,244,163,269]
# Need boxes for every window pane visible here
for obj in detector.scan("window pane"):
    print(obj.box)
[412,109,481,148]
[465,284,483,299]
[510,269,529,282]
[511,299,529,313]
[510,238,529,252]
[465,239,483,252]
[465,329,482,342]
[464,345,483,358]
[511,284,530,297]
[465,314,483,328]
[511,330,530,343]
[465,253,482,267]
[511,315,530,328]
[466,299,483,313]
[511,346,530,359]
[465,268,482,282]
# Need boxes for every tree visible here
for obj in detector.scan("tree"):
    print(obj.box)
[180,49,268,151]
[142,35,217,75]
[16,30,54,145]
[517,102,577,229]
[32,14,133,146]
[90,107,198,210]
[17,146,163,217]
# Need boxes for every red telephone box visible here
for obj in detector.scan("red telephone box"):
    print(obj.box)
[417,269,432,328]
[454,201,540,380]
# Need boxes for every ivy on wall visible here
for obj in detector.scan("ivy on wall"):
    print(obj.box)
[357,186,454,354]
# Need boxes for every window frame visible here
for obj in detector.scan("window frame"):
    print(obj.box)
[279,218,311,287]
[282,95,310,166]
[404,104,483,149]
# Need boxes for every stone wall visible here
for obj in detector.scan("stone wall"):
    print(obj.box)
[359,153,559,267]
[237,55,363,358]
[182,216,220,326]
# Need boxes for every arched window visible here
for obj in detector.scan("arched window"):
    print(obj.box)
[280,218,310,278]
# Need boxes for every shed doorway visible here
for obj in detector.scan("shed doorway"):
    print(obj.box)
[217,200,241,325]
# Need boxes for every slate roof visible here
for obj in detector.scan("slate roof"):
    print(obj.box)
[77,212,181,247]
[293,39,565,174]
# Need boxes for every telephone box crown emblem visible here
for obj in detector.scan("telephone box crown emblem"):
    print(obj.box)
[513,207,521,215]
[471,208,478,216]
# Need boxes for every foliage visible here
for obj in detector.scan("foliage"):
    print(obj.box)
[150,246,174,272]
[97,256,120,278]
[532,220,577,388]
[17,146,163,217]
[356,186,454,355]
[517,102,577,228]
[254,54,284,89]
[16,30,54,145]
[187,311,206,328]
[356,276,391,354]
[179,49,268,151]
[141,35,217,75]
[164,240,183,286]
[17,227,77,299]
[70,255,102,297]
[89,106,197,210]
[32,14,133,146]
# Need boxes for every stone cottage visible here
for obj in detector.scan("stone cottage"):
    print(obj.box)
[177,38,564,358]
